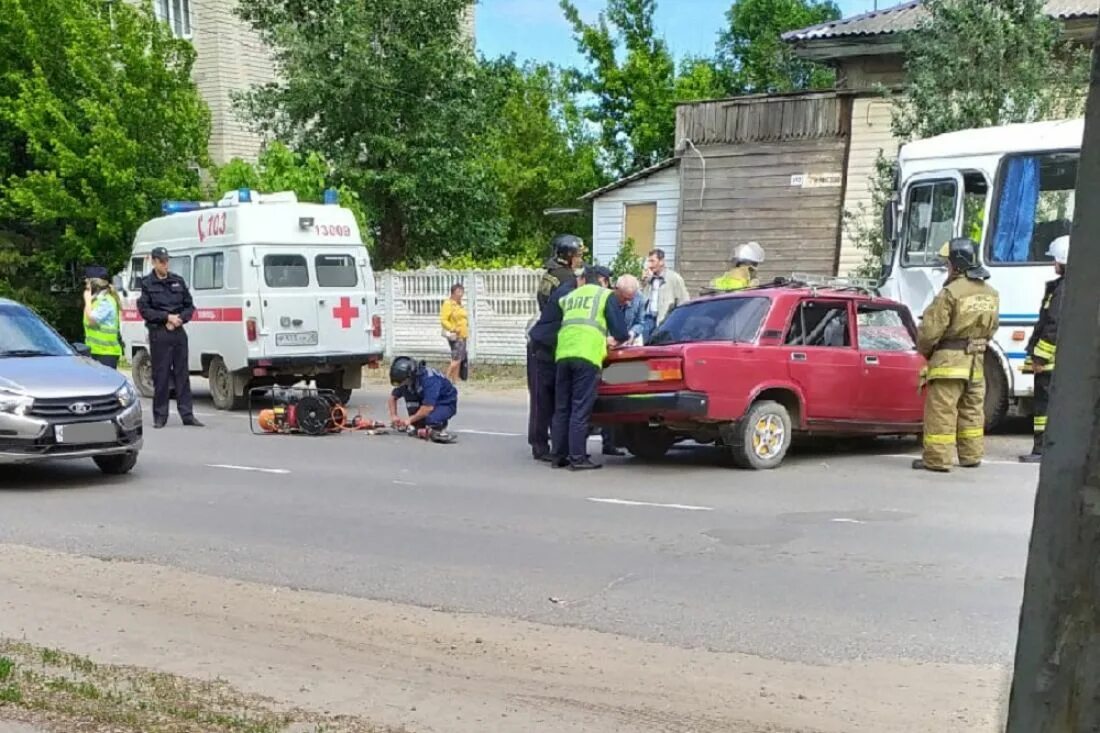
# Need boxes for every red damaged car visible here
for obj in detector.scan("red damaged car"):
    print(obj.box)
[592,283,925,469]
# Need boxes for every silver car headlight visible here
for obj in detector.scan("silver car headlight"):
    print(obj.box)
[116,382,137,408]
[0,388,33,416]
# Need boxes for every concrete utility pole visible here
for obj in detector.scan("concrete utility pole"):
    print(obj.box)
[1006,26,1100,733]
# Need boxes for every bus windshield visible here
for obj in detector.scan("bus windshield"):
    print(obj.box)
[988,151,1077,266]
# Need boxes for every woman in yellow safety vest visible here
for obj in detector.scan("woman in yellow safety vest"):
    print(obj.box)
[82,265,123,368]
[710,241,765,291]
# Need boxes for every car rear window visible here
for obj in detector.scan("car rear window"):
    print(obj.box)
[315,254,358,287]
[648,297,769,346]
[263,255,309,288]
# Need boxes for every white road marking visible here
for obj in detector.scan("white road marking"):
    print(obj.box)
[392,480,417,486]
[830,518,865,524]
[884,454,1038,467]
[459,429,523,437]
[206,464,290,475]
[586,497,714,512]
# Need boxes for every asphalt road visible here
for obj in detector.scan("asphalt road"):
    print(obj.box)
[0,383,1040,668]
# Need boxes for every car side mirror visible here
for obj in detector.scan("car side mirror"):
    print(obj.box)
[112,275,128,297]
[72,342,91,356]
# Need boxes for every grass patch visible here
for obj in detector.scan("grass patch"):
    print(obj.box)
[0,656,14,681]
[0,640,398,732]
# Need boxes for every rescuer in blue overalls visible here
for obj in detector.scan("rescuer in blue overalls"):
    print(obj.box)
[387,356,458,443]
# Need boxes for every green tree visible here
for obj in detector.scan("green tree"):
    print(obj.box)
[561,0,725,176]
[475,58,606,265]
[236,0,505,268]
[0,0,209,335]
[894,0,1089,140]
[716,0,840,93]
[212,143,368,242]
[608,239,644,279]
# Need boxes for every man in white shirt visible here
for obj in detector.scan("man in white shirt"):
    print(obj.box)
[640,248,690,342]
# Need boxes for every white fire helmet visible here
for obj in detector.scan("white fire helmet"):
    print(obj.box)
[1046,235,1070,265]
[732,241,765,265]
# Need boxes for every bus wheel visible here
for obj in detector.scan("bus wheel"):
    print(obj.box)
[209,356,247,411]
[132,349,155,399]
[983,351,1009,432]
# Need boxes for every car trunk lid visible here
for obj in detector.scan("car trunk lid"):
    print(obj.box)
[601,346,686,392]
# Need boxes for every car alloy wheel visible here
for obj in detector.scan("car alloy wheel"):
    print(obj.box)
[751,414,786,461]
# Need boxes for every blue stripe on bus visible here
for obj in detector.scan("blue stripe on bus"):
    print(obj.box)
[1006,352,1028,360]
[1000,314,1039,320]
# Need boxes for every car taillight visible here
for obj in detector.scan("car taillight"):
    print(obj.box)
[246,318,257,342]
[647,358,682,381]
[372,315,382,338]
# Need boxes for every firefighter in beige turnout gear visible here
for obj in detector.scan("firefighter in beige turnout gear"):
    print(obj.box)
[913,238,1000,473]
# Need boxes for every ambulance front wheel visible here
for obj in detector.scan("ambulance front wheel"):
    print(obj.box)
[132,349,155,399]
[209,356,248,411]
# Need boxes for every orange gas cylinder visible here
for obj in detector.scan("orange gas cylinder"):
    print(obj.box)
[257,409,278,433]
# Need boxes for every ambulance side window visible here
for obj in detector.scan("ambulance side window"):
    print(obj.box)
[128,257,145,291]
[171,255,191,287]
[264,254,309,287]
[193,253,224,290]
[315,254,358,287]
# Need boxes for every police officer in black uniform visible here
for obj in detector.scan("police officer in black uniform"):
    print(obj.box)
[527,234,585,460]
[137,247,203,429]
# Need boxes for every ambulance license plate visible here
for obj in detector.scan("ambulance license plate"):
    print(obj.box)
[276,331,318,347]
[55,421,116,445]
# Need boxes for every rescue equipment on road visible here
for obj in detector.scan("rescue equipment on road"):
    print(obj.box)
[249,386,388,436]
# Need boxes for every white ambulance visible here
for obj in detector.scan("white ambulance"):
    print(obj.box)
[120,189,383,410]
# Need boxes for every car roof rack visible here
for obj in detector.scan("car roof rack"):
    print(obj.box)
[697,274,880,298]
[787,273,881,297]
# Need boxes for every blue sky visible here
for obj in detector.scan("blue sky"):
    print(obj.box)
[476,0,895,65]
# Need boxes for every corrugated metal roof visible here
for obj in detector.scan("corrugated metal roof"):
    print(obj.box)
[783,0,1097,42]
[580,158,679,201]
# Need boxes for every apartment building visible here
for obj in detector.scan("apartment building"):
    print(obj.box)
[147,0,476,164]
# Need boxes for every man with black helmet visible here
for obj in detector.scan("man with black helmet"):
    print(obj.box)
[387,356,458,443]
[537,234,585,310]
[913,238,1000,473]
[527,234,586,460]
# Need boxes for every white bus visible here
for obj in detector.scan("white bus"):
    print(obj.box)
[880,118,1080,429]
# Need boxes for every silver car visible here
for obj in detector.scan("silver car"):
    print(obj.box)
[0,298,142,474]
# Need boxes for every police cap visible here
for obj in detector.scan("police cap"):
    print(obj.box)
[151,247,170,261]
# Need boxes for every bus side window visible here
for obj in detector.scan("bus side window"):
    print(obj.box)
[902,179,958,267]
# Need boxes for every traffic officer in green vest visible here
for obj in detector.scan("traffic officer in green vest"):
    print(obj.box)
[550,266,636,470]
[1019,235,1069,463]
[710,241,764,291]
[82,265,124,369]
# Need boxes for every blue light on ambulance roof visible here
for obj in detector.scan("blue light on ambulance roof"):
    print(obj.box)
[238,188,252,203]
[323,188,338,205]
[161,201,205,215]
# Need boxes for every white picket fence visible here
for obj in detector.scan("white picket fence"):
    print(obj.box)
[377,268,540,364]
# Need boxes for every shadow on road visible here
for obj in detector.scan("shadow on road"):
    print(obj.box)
[0,463,136,492]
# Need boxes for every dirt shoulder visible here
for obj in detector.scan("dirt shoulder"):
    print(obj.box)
[0,544,1007,733]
